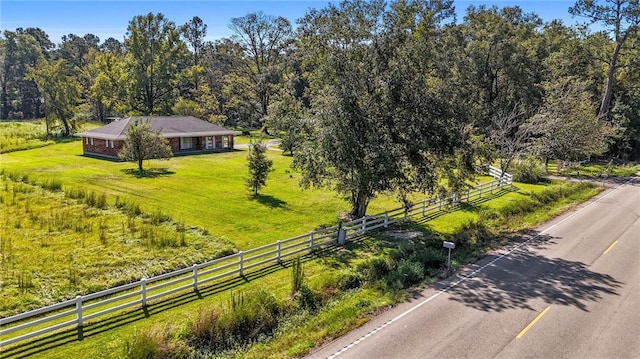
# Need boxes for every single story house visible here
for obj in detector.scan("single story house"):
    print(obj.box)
[76,116,238,158]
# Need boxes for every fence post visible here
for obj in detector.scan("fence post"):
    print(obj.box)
[439,197,442,210]
[192,264,198,291]
[238,251,244,276]
[422,200,426,216]
[309,231,314,249]
[276,240,282,262]
[362,217,367,232]
[384,211,389,227]
[141,278,147,307]
[75,295,83,329]
[479,184,482,198]
[490,181,494,194]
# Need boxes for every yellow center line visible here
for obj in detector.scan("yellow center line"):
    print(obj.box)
[516,306,551,339]
[603,240,619,255]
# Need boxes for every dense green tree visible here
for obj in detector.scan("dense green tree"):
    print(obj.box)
[246,140,274,195]
[26,58,81,136]
[56,33,100,71]
[295,0,473,218]
[0,30,45,119]
[570,0,640,116]
[118,119,173,172]
[16,27,54,55]
[123,12,187,115]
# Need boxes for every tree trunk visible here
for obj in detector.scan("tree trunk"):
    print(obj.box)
[138,158,144,172]
[349,191,370,219]
[599,41,623,117]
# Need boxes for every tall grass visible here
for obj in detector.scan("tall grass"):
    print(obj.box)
[0,174,235,317]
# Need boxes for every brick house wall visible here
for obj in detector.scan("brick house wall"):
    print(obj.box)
[82,135,235,158]
[82,138,124,158]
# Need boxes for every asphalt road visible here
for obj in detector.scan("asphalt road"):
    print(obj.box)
[307,178,640,359]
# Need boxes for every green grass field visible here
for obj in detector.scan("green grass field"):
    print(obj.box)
[0,125,608,358]
[0,138,491,250]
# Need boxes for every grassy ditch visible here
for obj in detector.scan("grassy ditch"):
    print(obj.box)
[118,180,602,359]
[0,173,234,317]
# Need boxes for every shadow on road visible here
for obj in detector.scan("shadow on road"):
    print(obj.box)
[436,232,622,312]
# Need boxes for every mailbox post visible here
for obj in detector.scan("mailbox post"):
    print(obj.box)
[443,241,455,271]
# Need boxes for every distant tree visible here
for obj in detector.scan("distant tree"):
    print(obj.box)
[246,140,273,196]
[182,16,208,66]
[100,37,124,56]
[228,11,293,131]
[267,92,309,156]
[489,105,531,175]
[526,78,612,169]
[570,0,640,116]
[123,12,187,115]
[1,30,45,119]
[119,119,173,172]
[26,58,80,136]
[87,51,123,120]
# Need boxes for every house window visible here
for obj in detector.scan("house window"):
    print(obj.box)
[106,139,114,148]
[180,137,193,150]
[86,137,94,145]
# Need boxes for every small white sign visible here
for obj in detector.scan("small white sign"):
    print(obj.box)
[443,241,455,249]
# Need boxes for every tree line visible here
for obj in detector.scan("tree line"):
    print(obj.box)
[1,0,639,216]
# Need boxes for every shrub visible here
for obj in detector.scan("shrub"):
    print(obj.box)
[512,158,544,183]
[295,284,322,313]
[393,260,424,287]
[359,257,392,283]
[336,270,364,291]
[453,220,492,246]
[188,290,285,351]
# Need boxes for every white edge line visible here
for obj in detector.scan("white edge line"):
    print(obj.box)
[326,178,635,358]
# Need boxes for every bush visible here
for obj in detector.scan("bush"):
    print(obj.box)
[359,257,392,283]
[336,270,364,291]
[295,284,322,313]
[393,260,424,287]
[453,220,492,246]
[511,158,544,183]
[188,290,285,351]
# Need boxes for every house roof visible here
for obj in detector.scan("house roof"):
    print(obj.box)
[76,116,238,140]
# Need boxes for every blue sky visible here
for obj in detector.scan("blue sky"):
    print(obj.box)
[1,0,583,44]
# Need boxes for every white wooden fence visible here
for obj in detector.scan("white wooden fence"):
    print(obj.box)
[0,167,512,348]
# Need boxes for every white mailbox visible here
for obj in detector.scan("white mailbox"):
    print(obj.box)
[443,241,455,249]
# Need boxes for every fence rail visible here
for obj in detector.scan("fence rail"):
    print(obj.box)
[0,166,512,348]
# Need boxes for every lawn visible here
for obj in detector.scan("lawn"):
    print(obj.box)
[0,139,490,250]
